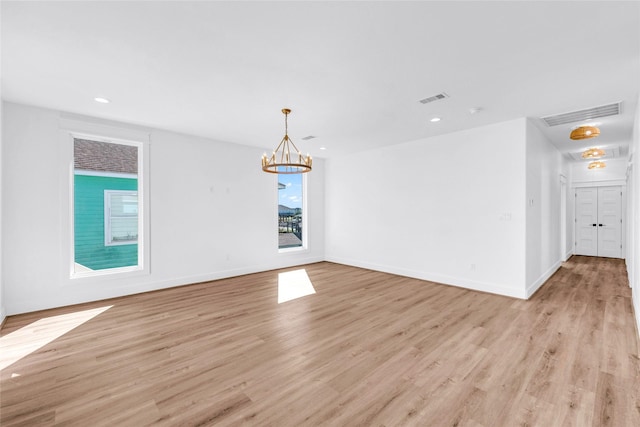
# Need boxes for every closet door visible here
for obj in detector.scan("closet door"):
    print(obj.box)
[575,188,598,256]
[597,187,622,258]
[574,186,622,258]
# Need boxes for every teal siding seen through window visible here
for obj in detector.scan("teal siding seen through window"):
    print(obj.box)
[74,174,138,270]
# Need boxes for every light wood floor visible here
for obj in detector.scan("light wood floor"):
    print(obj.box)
[1,256,639,426]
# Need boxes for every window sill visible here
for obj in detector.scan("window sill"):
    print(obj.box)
[278,246,308,254]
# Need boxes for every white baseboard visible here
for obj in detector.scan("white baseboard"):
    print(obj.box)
[0,306,6,329]
[631,275,640,350]
[525,260,562,299]
[634,295,640,353]
[324,256,527,299]
[5,255,325,316]
[564,249,574,262]
[147,256,325,293]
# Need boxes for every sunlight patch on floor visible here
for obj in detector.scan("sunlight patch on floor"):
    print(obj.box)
[0,305,112,371]
[278,269,316,303]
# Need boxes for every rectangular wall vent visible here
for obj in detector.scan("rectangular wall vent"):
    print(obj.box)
[541,102,621,127]
[419,92,449,104]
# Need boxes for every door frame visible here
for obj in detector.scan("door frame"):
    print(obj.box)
[560,174,567,261]
[572,181,626,259]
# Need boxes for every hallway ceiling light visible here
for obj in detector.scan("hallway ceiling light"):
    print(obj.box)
[570,125,600,140]
[588,161,606,170]
[582,148,605,159]
[262,108,312,174]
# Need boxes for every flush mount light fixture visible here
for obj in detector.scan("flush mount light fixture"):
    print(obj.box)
[588,160,606,170]
[582,148,605,159]
[94,97,110,104]
[262,109,312,174]
[570,125,600,140]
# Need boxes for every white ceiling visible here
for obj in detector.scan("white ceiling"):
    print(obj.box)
[2,1,639,162]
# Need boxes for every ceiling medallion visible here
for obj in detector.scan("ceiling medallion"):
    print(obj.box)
[570,125,600,140]
[262,109,312,174]
[588,161,606,170]
[581,147,605,159]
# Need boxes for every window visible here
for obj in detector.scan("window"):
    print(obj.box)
[73,137,143,274]
[104,190,138,246]
[278,173,305,250]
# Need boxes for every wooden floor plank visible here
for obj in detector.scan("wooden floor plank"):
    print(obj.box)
[1,256,639,426]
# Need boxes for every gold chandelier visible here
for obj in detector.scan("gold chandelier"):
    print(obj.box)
[262,108,312,174]
[588,161,606,170]
[582,147,605,159]
[570,125,600,140]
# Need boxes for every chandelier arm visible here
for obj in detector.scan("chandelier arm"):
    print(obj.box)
[280,137,291,164]
[271,136,287,160]
[287,137,303,155]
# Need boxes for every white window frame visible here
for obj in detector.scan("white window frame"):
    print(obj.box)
[59,118,150,282]
[104,190,139,246]
[278,173,308,253]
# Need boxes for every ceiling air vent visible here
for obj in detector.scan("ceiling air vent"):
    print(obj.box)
[419,92,449,104]
[541,102,622,127]
[301,135,316,141]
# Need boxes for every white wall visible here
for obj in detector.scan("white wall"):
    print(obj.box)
[3,100,624,317]
[0,71,4,325]
[629,93,640,342]
[325,118,528,298]
[571,157,628,186]
[565,157,575,260]
[0,8,4,325]
[2,102,325,314]
[525,120,565,296]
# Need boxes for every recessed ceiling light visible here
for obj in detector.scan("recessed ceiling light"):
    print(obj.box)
[94,97,110,104]
[469,107,482,114]
[430,117,441,122]
[319,147,327,150]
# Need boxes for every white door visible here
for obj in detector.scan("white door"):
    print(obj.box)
[575,188,598,256]
[597,187,622,258]
[574,186,622,258]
